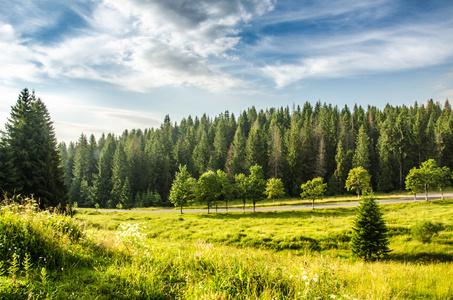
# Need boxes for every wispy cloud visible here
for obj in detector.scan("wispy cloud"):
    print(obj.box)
[260,20,453,87]
[0,0,274,92]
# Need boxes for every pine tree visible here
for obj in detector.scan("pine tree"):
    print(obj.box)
[121,177,134,209]
[351,195,390,261]
[268,118,284,179]
[352,125,371,171]
[4,89,67,208]
[110,142,127,206]
[90,134,116,207]
[212,117,229,171]
[69,134,90,206]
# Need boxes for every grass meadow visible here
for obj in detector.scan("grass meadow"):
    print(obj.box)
[1,196,453,299]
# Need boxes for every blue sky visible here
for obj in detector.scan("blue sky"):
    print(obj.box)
[1,0,453,143]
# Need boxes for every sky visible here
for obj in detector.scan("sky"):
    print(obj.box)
[1,0,453,144]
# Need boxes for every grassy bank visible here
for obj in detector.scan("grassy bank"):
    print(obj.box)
[1,197,453,299]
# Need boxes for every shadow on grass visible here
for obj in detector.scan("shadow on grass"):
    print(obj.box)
[198,208,357,220]
[388,252,453,263]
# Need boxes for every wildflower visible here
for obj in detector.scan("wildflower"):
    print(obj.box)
[305,281,310,286]
[330,295,336,299]
[302,275,308,281]
[312,277,318,282]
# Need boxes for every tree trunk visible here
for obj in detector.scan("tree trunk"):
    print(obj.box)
[441,187,444,199]
[180,206,183,214]
[414,193,416,201]
[253,202,256,212]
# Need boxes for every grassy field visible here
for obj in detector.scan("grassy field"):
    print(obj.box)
[1,196,453,299]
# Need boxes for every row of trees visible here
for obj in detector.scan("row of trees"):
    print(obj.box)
[57,99,453,208]
[405,159,452,200]
[170,164,281,213]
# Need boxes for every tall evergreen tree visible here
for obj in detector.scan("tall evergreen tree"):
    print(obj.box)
[352,125,371,171]
[90,134,116,207]
[268,118,284,179]
[4,89,67,208]
[69,134,90,206]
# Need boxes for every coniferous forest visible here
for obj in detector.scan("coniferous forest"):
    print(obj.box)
[2,89,453,208]
[57,99,453,208]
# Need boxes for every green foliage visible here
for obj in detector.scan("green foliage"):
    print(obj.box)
[3,88,67,208]
[120,177,134,209]
[411,221,443,243]
[265,178,285,204]
[169,165,196,213]
[246,165,267,212]
[197,170,221,213]
[350,195,390,261]
[405,167,424,200]
[345,167,371,199]
[300,177,327,209]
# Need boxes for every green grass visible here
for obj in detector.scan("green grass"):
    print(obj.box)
[2,196,453,299]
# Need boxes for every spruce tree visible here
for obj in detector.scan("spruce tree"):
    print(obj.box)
[4,89,67,208]
[351,195,390,261]
[352,125,371,171]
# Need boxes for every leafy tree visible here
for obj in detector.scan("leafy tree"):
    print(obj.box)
[405,167,424,201]
[350,194,390,261]
[234,173,248,213]
[216,169,234,213]
[418,159,439,200]
[246,165,266,212]
[435,166,452,199]
[265,178,285,205]
[300,177,327,209]
[4,89,67,208]
[169,165,196,213]
[345,167,371,199]
[197,170,221,214]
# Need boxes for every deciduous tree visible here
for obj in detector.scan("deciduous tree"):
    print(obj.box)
[300,177,327,209]
[265,178,285,205]
[345,167,371,199]
[169,165,196,213]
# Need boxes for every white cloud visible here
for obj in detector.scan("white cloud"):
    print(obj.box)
[0,0,274,93]
[261,22,453,87]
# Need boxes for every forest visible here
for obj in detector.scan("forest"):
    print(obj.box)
[56,99,453,208]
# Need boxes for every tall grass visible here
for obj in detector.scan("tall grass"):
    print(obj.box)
[1,196,453,299]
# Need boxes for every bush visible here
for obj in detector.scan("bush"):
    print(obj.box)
[411,221,443,243]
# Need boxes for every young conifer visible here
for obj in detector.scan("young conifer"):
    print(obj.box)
[351,194,390,261]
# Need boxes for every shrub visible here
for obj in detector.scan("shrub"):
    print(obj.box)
[411,221,443,243]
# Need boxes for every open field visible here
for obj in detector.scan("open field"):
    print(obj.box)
[1,197,453,299]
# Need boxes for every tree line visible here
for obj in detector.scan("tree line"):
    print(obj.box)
[2,89,453,209]
[56,99,453,208]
